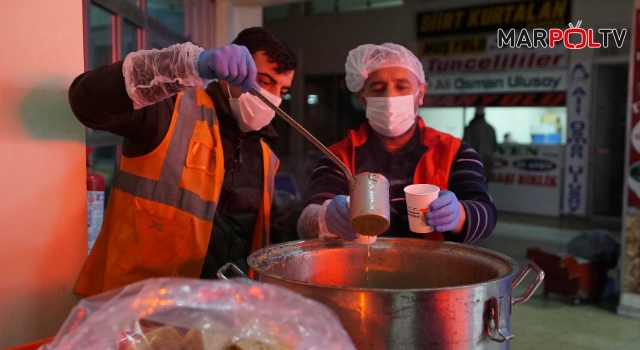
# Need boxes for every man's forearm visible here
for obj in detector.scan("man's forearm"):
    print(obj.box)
[69,42,205,132]
[297,204,322,239]
[69,61,136,129]
[451,202,467,234]
[124,42,206,109]
[445,142,498,243]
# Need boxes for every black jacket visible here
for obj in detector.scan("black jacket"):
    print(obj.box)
[463,117,497,178]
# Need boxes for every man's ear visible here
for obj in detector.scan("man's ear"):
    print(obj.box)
[220,80,242,99]
[228,84,242,99]
[418,83,427,106]
[357,90,367,109]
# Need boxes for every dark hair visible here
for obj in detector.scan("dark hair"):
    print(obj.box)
[232,27,297,74]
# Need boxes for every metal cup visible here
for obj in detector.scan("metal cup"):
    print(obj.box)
[349,172,391,236]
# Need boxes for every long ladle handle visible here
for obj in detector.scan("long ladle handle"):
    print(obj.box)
[250,87,354,182]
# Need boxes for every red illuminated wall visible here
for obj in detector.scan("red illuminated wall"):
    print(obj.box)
[0,1,87,347]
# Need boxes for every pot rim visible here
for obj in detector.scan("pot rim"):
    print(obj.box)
[247,238,520,293]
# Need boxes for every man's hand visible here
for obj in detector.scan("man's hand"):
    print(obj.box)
[325,195,359,240]
[426,191,464,233]
[197,44,258,93]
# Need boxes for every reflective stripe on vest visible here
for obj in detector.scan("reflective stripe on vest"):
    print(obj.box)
[75,88,280,296]
[260,141,279,248]
[247,141,279,280]
[113,89,221,221]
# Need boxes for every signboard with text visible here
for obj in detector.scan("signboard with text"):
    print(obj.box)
[619,4,640,314]
[628,9,640,208]
[423,92,565,107]
[425,69,567,95]
[420,35,488,57]
[489,144,564,217]
[563,62,591,216]
[420,32,569,74]
[417,0,571,38]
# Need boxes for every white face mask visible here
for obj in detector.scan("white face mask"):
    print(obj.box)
[365,91,418,137]
[228,84,282,132]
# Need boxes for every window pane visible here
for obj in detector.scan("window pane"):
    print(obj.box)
[264,4,290,21]
[307,0,403,14]
[89,4,113,69]
[122,21,139,56]
[147,0,185,35]
[370,0,404,9]
[338,0,367,12]
[309,0,336,14]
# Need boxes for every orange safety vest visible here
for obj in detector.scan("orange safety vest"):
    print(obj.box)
[75,88,279,297]
[328,117,461,241]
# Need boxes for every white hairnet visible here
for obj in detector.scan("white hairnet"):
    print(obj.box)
[345,43,425,92]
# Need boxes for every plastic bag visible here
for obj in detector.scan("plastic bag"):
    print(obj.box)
[123,42,205,110]
[42,278,356,350]
[567,230,620,262]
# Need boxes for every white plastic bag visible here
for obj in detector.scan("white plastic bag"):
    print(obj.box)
[123,42,205,109]
[42,278,355,350]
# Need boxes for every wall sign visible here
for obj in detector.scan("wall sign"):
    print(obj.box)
[420,35,488,57]
[628,9,640,208]
[417,0,571,38]
[562,62,591,216]
[423,92,565,107]
[619,6,640,314]
[422,50,568,74]
[489,144,564,217]
[425,69,567,95]
[420,32,569,73]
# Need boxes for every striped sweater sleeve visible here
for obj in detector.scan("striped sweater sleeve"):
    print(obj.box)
[305,157,351,206]
[444,141,498,244]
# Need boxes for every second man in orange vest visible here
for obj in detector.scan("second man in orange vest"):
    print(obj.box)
[297,43,497,243]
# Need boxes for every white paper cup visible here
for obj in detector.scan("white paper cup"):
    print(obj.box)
[404,184,440,233]
[353,235,377,244]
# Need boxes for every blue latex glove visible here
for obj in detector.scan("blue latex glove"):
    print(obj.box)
[325,195,359,240]
[197,44,258,93]
[426,191,461,233]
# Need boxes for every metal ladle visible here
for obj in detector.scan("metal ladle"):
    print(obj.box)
[250,88,390,236]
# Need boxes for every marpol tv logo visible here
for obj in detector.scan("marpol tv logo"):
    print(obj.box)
[497,21,627,49]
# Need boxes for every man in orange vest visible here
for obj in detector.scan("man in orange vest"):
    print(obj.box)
[297,43,496,243]
[69,27,296,297]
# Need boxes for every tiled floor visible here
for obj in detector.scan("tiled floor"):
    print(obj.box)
[508,293,640,350]
[473,215,640,350]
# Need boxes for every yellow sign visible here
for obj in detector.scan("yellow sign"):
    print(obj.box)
[417,0,571,37]
[420,36,487,57]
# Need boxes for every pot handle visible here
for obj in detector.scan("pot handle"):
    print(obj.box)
[487,297,515,343]
[216,262,250,280]
[511,262,545,305]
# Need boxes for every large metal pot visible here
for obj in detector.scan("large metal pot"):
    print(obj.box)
[218,238,544,350]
